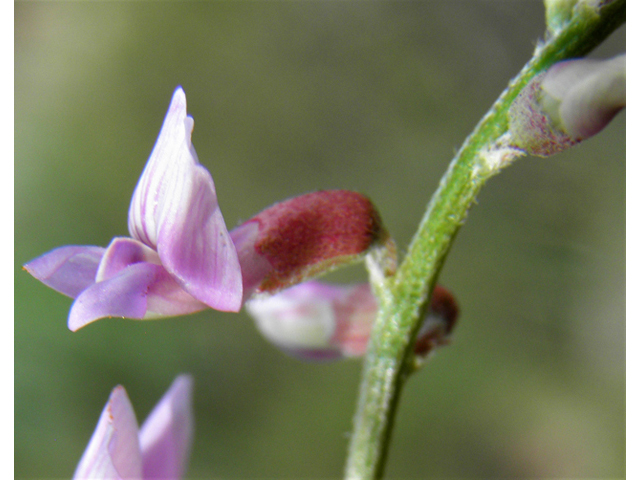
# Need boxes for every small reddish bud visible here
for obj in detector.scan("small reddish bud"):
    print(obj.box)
[231,190,391,300]
[413,285,459,357]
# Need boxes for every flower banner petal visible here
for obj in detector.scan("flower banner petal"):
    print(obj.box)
[128,88,191,249]
[128,87,242,312]
[23,245,105,298]
[157,163,243,312]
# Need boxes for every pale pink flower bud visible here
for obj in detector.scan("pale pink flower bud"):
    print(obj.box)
[509,54,625,156]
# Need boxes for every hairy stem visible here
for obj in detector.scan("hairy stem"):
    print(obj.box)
[345,2,625,478]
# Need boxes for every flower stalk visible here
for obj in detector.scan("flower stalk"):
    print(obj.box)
[344,1,625,478]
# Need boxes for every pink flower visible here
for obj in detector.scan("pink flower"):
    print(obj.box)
[73,375,194,480]
[25,88,242,331]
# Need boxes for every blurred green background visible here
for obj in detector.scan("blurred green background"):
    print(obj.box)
[15,2,625,479]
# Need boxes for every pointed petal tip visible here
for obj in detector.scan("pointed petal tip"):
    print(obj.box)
[172,374,194,393]
[66,263,160,331]
[170,86,187,110]
[140,374,195,480]
[72,384,142,480]
[68,318,85,332]
[67,313,104,332]
[23,246,105,298]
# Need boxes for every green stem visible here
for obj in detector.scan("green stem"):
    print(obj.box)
[345,2,625,479]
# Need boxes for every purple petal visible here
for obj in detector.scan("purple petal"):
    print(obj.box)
[73,385,143,480]
[127,87,242,312]
[143,268,208,320]
[127,88,190,249]
[96,238,206,319]
[140,375,194,480]
[23,246,105,298]
[68,263,157,331]
[68,262,207,331]
[156,163,243,312]
[95,237,161,282]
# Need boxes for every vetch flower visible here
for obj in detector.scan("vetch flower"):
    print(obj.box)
[245,281,458,361]
[73,375,194,480]
[24,87,243,331]
[508,54,625,156]
[24,88,392,332]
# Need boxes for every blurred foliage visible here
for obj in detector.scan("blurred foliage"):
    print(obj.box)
[15,1,624,478]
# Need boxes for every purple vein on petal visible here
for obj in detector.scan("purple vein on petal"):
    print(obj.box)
[128,88,190,249]
[127,87,243,312]
[157,163,243,312]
